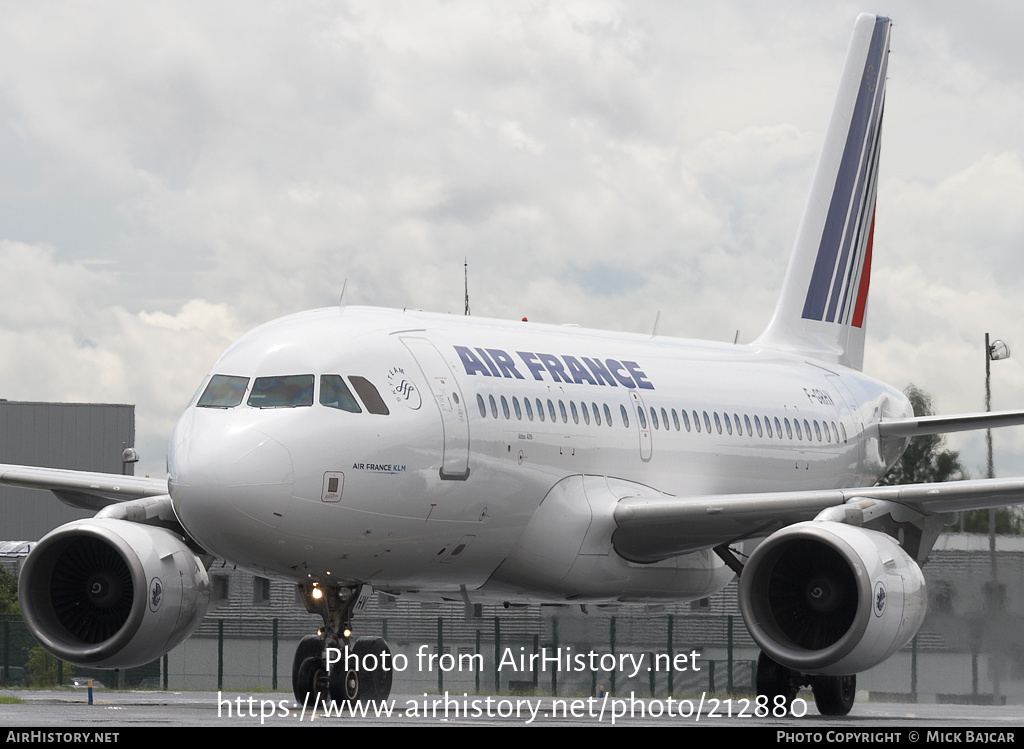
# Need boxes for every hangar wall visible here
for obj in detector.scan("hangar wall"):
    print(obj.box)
[0,400,135,540]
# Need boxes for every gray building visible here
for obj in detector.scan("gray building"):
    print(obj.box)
[0,400,135,540]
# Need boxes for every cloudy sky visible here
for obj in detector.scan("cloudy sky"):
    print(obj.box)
[0,1,1021,480]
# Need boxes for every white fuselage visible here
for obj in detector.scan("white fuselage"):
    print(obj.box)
[167,306,911,604]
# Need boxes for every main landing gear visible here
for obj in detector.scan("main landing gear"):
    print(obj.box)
[292,583,394,706]
[756,651,856,717]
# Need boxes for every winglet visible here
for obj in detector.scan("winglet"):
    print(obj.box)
[755,14,890,371]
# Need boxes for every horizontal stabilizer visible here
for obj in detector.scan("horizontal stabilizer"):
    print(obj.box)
[876,410,1024,438]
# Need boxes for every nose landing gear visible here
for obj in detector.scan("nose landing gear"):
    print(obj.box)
[292,583,394,706]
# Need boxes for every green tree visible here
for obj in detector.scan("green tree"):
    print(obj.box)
[0,567,18,615]
[25,646,72,687]
[880,384,1023,534]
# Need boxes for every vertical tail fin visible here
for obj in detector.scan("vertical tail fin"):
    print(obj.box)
[754,14,890,371]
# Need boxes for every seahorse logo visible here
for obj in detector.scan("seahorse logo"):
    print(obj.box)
[149,577,163,612]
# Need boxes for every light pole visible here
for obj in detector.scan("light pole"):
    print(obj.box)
[984,332,1009,704]
[985,334,1010,543]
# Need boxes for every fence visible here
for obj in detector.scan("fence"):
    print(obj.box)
[5,606,1024,704]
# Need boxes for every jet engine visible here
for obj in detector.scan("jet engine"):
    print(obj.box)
[738,521,926,675]
[19,518,210,669]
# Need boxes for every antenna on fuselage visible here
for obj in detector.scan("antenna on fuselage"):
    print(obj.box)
[339,278,348,309]
[464,258,471,316]
[651,310,661,337]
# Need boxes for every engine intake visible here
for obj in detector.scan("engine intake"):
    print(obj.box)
[19,518,210,669]
[738,521,926,675]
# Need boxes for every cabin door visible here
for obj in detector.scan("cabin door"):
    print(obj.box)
[401,337,471,480]
[629,390,653,461]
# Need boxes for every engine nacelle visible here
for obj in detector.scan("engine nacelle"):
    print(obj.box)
[738,521,926,675]
[19,518,210,669]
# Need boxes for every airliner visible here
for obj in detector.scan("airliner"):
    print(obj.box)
[4,13,1024,717]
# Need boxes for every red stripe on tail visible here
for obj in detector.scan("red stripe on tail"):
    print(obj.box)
[851,206,875,328]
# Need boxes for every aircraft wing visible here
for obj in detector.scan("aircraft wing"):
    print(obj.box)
[611,476,1024,563]
[0,463,168,512]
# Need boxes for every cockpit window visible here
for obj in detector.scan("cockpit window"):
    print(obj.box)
[320,375,362,413]
[197,375,250,408]
[247,375,314,408]
[348,376,390,415]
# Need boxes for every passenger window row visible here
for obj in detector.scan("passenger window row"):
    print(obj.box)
[197,373,390,415]
[477,393,618,428]
[474,393,847,445]
[643,405,845,445]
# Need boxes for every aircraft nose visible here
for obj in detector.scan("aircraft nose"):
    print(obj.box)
[169,417,294,557]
